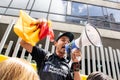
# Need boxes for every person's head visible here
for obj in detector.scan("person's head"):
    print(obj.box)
[0,58,39,80]
[54,32,74,58]
[87,72,113,80]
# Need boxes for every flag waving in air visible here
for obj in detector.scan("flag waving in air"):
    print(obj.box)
[14,10,54,46]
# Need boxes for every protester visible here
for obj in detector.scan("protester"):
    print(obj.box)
[20,32,82,80]
[0,57,39,80]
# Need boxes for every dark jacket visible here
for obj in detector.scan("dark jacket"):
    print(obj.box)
[31,46,73,80]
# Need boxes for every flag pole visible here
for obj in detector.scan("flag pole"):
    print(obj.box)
[46,0,53,20]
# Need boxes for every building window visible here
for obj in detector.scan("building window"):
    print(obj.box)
[66,2,88,24]
[32,0,51,12]
[104,0,120,2]
[89,19,105,28]
[0,0,12,7]
[0,0,120,31]
[10,0,29,9]
[30,12,47,19]
[50,0,67,15]
[0,8,6,14]
[5,9,20,16]
[107,8,120,23]
[66,16,88,25]
[71,2,88,18]
[88,5,104,20]
[87,5,105,28]
[49,14,66,22]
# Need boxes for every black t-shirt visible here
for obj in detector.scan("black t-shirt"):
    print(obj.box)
[31,46,73,80]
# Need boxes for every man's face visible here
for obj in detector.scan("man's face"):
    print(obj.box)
[54,36,70,58]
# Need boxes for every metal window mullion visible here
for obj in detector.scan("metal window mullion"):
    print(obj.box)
[67,1,71,15]
[0,20,15,54]
[87,4,90,23]
[25,0,31,9]
[4,0,14,14]
[47,0,53,20]
[28,0,35,15]
[5,41,13,56]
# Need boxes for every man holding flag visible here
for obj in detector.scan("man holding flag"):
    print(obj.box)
[15,10,82,80]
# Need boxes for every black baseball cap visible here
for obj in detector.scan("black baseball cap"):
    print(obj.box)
[56,32,74,42]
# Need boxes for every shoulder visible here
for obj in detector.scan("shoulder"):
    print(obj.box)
[32,46,48,54]
[31,46,50,59]
[44,53,54,61]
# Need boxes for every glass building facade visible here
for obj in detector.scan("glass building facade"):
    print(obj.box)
[0,0,120,31]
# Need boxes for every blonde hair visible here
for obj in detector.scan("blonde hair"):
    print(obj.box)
[0,58,39,80]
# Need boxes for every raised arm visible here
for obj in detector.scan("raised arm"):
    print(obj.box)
[20,40,33,53]
[71,49,82,80]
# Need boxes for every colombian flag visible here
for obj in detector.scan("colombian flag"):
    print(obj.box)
[14,10,54,46]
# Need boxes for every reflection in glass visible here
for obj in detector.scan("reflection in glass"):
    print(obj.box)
[107,0,118,2]
[10,0,29,9]
[30,12,47,19]
[0,0,12,7]
[32,0,51,12]
[66,16,87,25]
[107,8,120,23]
[50,0,67,14]
[103,8,109,22]
[88,5,104,20]
[26,0,34,9]
[104,21,110,28]
[89,19,104,28]
[5,9,30,16]
[118,0,120,2]
[110,23,120,30]
[5,9,20,16]
[0,8,6,14]
[104,21,110,29]
[72,2,88,18]
[49,14,65,22]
